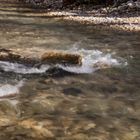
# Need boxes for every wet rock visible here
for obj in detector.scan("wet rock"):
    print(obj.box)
[63,87,83,96]
[0,49,82,67]
[0,50,21,62]
[0,49,40,67]
[41,51,82,66]
[46,67,74,77]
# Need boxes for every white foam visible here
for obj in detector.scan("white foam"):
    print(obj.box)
[0,49,126,74]
[0,61,50,74]
[0,81,24,98]
[59,49,123,73]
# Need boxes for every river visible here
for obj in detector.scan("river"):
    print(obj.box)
[0,0,140,139]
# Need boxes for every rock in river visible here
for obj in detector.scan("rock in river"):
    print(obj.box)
[0,49,82,66]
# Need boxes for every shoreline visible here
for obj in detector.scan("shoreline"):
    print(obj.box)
[0,0,139,32]
[16,0,140,32]
[28,10,139,32]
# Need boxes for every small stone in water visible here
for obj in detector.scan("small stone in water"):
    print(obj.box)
[63,87,82,96]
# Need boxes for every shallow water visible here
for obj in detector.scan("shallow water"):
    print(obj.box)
[0,1,140,140]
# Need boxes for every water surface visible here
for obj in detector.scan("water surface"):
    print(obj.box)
[0,1,140,139]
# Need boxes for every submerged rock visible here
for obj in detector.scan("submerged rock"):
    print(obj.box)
[63,87,83,96]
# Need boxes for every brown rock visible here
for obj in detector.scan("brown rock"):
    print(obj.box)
[0,49,82,66]
[0,50,20,62]
[0,49,39,66]
[41,51,82,65]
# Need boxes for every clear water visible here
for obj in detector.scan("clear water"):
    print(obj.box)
[0,1,140,139]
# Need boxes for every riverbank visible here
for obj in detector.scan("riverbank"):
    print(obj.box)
[18,0,140,32]
[43,11,140,32]
[0,0,140,32]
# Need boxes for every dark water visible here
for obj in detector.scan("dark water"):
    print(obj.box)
[0,1,140,140]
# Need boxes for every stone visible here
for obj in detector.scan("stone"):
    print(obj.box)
[41,51,82,66]
[62,87,83,96]
[0,49,39,67]
[0,49,82,67]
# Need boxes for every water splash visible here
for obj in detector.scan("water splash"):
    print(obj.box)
[0,61,50,74]
[0,49,126,74]
[59,48,125,73]
[0,81,24,98]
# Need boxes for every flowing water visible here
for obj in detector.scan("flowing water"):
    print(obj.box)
[0,0,140,139]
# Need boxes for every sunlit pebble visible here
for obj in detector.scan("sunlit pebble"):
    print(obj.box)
[130,55,133,59]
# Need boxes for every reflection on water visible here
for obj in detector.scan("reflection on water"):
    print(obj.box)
[0,5,140,140]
